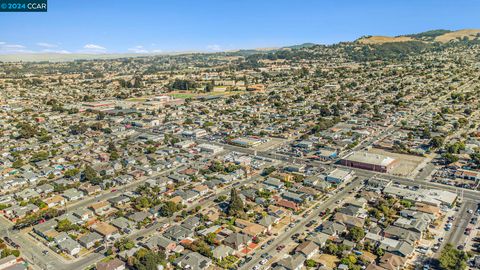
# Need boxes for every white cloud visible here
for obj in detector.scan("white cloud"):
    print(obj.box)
[206,44,222,51]
[83,44,106,50]
[37,42,58,48]
[151,49,163,53]
[3,44,26,49]
[42,49,71,54]
[128,45,148,54]
[0,43,33,54]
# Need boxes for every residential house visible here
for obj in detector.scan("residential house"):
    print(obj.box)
[163,225,194,241]
[78,232,103,249]
[212,245,235,260]
[62,188,84,201]
[174,252,212,270]
[89,201,113,216]
[142,235,176,255]
[275,254,306,270]
[294,241,319,259]
[378,253,407,270]
[58,237,81,256]
[91,222,119,240]
[110,217,134,233]
[96,258,126,270]
[223,232,252,251]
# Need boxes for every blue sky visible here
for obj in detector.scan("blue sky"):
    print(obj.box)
[1,0,479,54]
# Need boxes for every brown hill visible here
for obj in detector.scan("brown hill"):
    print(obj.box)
[356,29,480,45]
[357,36,414,45]
[434,29,480,42]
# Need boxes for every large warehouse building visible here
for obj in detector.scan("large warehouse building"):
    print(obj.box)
[340,151,397,173]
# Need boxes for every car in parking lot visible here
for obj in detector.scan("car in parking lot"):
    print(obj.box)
[306,220,316,227]
[276,245,285,251]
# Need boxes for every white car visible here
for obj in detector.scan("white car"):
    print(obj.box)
[260,259,268,265]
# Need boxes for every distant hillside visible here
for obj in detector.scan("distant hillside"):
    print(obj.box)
[357,36,414,45]
[434,29,480,42]
[405,29,452,41]
[356,29,480,44]
[284,43,317,49]
[0,52,164,62]
[2,29,480,62]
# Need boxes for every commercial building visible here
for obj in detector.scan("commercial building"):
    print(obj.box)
[230,137,263,148]
[326,168,355,184]
[197,143,223,154]
[340,151,396,173]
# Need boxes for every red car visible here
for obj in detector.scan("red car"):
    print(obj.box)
[276,245,285,251]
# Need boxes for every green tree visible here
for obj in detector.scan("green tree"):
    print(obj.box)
[348,226,365,242]
[64,168,80,178]
[442,153,459,164]
[56,219,75,232]
[430,136,445,149]
[30,151,49,162]
[12,159,24,169]
[438,243,469,270]
[159,201,181,217]
[305,259,317,268]
[204,81,214,92]
[228,188,245,218]
[83,165,100,184]
[324,242,338,255]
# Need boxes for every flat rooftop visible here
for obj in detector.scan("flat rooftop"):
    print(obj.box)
[343,151,396,167]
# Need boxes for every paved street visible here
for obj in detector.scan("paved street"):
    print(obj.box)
[239,179,362,270]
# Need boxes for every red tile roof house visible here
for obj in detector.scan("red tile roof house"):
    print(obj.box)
[276,198,299,211]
